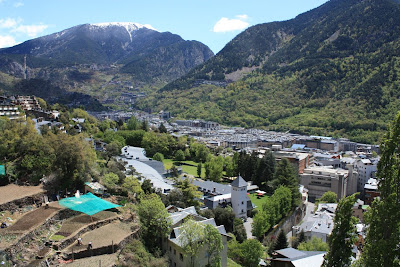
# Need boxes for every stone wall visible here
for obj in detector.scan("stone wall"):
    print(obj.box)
[0,192,45,212]
[4,208,78,265]
[64,230,139,260]
[265,203,306,243]
[52,216,120,251]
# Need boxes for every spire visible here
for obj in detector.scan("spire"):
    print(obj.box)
[232,174,247,187]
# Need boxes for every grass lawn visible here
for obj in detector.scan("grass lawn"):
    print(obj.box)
[249,193,269,210]
[162,159,205,178]
[227,258,242,267]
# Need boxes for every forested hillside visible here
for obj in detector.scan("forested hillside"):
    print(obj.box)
[142,0,400,143]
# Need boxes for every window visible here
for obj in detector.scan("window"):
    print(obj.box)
[180,253,183,261]
[174,249,176,255]
[241,201,244,205]
[169,246,171,252]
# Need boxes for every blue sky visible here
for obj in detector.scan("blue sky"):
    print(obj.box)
[0,0,329,53]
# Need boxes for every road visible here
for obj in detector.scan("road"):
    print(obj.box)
[243,217,255,239]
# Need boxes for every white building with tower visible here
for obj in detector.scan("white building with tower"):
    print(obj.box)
[231,175,248,219]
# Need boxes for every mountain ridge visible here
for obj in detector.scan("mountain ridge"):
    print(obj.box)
[142,0,400,143]
[0,22,214,109]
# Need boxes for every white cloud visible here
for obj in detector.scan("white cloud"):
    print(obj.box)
[236,14,248,20]
[213,15,249,33]
[14,2,24,8]
[0,35,17,48]
[0,18,20,28]
[12,24,48,37]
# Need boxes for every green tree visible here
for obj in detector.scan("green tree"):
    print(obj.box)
[141,179,154,195]
[118,239,168,267]
[126,116,139,130]
[122,176,144,200]
[175,177,202,207]
[170,164,179,178]
[205,155,224,182]
[99,119,112,132]
[274,230,288,250]
[292,229,305,249]
[233,218,247,243]
[263,151,276,192]
[363,112,400,267]
[102,172,119,190]
[224,156,235,177]
[158,122,167,133]
[137,194,171,254]
[141,132,175,157]
[273,186,292,216]
[153,152,164,162]
[252,186,292,240]
[197,162,202,177]
[322,193,358,267]
[46,133,97,190]
[104,142,121,164]
[252,210,270,239]
[273,158,300,207]
[316,191,338,205]
[214,207,235,232]
[204,224,224,267]
[141,120,149,131]
[175,149,185,161]
[190,142,209,162]
[178,219,205,267]
[298,237,329,251]
[240,239,263,267]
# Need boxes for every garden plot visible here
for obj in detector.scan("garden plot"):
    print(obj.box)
[0,184,44,205]
[0,205,60,234]
[54,211,117,238]
[65,221,133,252]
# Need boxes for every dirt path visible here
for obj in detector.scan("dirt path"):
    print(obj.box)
[0,184,44,205]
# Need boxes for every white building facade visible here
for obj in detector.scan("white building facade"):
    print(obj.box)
[231,175,248,219]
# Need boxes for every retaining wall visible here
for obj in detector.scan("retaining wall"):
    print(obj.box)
[0,192,45,212]
[4,209,78,265]
[265,203,306,243]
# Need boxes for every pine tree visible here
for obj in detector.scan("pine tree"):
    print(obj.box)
[158,122,167,133]
[263,151,276,192]
[274,230,288,250]
[322,193,358,267]
[197,162,202,177]
[273,158,300,207]
[362,112,400,266]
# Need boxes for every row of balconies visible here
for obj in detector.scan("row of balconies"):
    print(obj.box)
[0,106,18,111]
[0,111,20,116]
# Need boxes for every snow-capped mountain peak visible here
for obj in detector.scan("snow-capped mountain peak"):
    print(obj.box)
[89,22,158,42]
[91,22,158,32]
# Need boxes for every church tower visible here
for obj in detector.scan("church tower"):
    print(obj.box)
[231,175,248,219]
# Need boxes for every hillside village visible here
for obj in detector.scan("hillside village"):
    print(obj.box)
[0,94,387,267]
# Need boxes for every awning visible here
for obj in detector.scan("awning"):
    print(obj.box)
[58,192,120,216]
